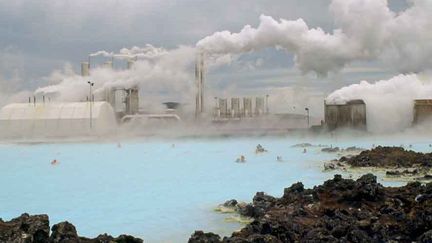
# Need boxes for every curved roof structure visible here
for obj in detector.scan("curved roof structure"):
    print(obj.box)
[0,102,117,137]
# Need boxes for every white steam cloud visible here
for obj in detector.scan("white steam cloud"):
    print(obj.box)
[34,45,233,112]
[89,44,169,59]
[326,73,432,133]
[197,0,432,75]
[35,46,197,111]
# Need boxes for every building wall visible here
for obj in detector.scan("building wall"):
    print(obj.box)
[351,103,367,129]
[324,100,367,131]
[0,102,117,138]
[413,99,432,124]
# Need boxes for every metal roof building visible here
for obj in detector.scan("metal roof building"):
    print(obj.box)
[0,102,116,137]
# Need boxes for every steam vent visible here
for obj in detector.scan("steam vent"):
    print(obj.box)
[324,99,367,131]
[413,99,432,125]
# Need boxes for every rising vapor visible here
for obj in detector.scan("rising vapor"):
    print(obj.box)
[197,0,432,75]
[326,73,432,133]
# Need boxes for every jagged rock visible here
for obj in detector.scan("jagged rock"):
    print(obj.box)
[251,192,276,218]
[291,143,313,148]
[189,231,221,243]
[0,213,50,243]
[223,199,238,208]
[50,221,79,243]
[342,146,432,168]
[419,230,432,243]
[0,214,143,243]
[193,174,432,243]
[345,146,365,153]
[236,203,255,218]
[321,147,340,153]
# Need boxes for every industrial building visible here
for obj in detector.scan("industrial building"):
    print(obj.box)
[324,99,367,131]
[213,96,269,120]
[413,99,432,124]
[0,102,116,137]
[103,86,140,120]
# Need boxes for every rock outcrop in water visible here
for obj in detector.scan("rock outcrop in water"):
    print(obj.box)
[0,213,143,243]
[344,146,432,168]
[189,174,432,243]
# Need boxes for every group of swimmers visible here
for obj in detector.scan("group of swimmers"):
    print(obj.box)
[236,144,293,163]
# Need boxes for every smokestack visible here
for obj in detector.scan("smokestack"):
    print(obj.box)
[195,52,205,118]
[81,62,90,76]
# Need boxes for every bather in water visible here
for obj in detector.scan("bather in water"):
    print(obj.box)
[256,144,267,153]
[235,155,246,163]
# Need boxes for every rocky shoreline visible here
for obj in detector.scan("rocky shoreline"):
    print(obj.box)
[0,213,143,243]
[324,146,432,181]
[189,174,432,243]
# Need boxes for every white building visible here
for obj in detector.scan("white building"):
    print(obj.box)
[0,102,116,138]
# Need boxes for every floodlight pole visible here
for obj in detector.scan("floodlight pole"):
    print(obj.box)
[88,81,94,129]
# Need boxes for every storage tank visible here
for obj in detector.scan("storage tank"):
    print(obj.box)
[413,99,432,124]
[255,97,265,115]
[231,98,240,117]
[324,99,366,131]
[243,98,252,117]
[219,98,228,118]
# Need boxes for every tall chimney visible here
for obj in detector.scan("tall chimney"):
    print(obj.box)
[195,52,205,118]
[81,62,90,76]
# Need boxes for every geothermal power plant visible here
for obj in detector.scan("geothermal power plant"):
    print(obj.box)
[0,52,432,138]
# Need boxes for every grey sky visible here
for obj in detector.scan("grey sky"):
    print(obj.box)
[0,0,409,102]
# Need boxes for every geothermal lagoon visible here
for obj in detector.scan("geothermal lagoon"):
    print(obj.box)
[0,136,431,242]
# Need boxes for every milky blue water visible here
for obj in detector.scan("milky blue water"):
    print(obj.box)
[0,136,431,242]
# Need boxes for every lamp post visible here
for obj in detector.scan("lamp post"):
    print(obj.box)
[88,81,94,129]
[305,107,310,128]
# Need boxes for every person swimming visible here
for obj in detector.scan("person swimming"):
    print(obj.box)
[256,144,267,153]
[276,156,283,162]
[303,148,307,153]
[236,155,246,163]
[51,159,58,165]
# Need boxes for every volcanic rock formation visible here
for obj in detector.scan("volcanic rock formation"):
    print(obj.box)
[189,174,432,243]
[0,213,143,243]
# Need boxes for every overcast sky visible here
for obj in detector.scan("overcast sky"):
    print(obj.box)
[0,0,410,110]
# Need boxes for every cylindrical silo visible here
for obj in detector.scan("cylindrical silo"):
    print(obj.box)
[243,98,252,117]
[81,62,90,76]
[231,98,240,117]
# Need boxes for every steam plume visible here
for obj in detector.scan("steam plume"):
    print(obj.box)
[197,0,432,75]
[326,73,432,133]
